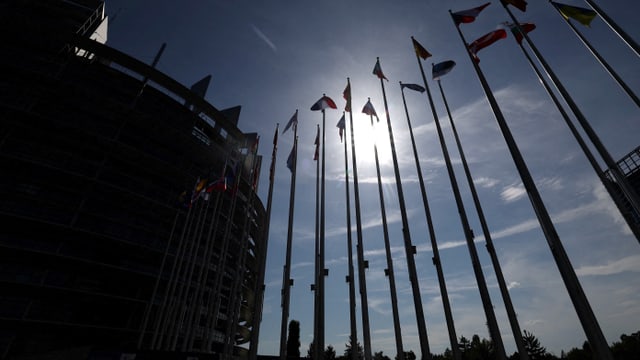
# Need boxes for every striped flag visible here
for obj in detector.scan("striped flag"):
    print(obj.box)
[468,29,508,62]
[311,96,337,111]
[452,2,491,25]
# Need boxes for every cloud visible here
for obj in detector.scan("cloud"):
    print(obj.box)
[500,182,526,203]
[474,176,500,189]
[575,255,640,276]
[250,24,277,52]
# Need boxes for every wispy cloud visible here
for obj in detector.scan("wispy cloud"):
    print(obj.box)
[474,176,500,189]
[500,182,526,203]
[575,255,640,276]
[251,24,277,52]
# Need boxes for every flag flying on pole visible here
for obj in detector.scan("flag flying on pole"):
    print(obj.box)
[468,29,508,62]
[286,145,295,172]
[362,99,379,122]
[552,1,597,27]
[411,37,432,60]
[283,111,298,134]
[336,114,346,142]
[401,83,426,93]
[501,0,527,12]
[311,95,338,111]
[270,126,278,182]
[190,177,208,205]
[372,58,388,81]
[313,128,320,160]
[452,2,491,25]
[343,82,351,112]
[432,60,456,80]
[505,22,536,44]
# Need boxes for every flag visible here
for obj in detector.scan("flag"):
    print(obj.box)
[401,83,426,92]
[190,177,208,205]
[270,126,278,182]
[505,22,536,44]
[552,1,597,27]
[452,2,491,25]
[311,95,337,111]
[286,146,295,172]
[432,60,456,80]
[372,58,388,81]
[502,0,527,12]
[468,29,508,62]
[412,37,432,60]
[313,129,320,161]
[362,99,379,122]
[206,177,227,192]
[343,82,351,112]
[336,114,346,142]
[283,111,298,134]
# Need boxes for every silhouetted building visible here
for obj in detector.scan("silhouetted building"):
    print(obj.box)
[0,1,266,359]
[606,146,640,239]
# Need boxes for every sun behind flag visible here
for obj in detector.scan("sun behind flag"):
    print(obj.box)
[343,82,351,112]
[311,95,337,111]
[501,0,527,12]
[372,58,388,81]
[432,60,457,80]
[362,99,379,122]
[452,2,491,25]
[552,1,597,27]
[336,114,346,142]
[411,37,432,60]
[468,29,508,62]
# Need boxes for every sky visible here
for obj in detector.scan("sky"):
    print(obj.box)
[104,0,640,357]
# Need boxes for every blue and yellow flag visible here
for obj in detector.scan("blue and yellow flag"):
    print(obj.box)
[552,2,597,27]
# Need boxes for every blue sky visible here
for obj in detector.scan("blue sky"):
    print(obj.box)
[105,0,640,357]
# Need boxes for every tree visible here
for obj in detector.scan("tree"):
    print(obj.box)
[287,320,301,359]
[522,329,549,360]
[325,345,337,360]
[373,351,391,360]
[344,335,364,360]
[307,341,315,359]
[394,350,416,360]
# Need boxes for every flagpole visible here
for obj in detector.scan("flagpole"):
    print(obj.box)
[346,79,373,360]
[413,39,507,360]
[400,76,461,360]
[583,0,640,58]
[435,76,529,360]
[313,123,321,360]
[549,2,640,108]
[376,57,432,360]
[249,124,280,360]
[339,112,359,360]
[502,5,640,228]
[319,103,327,358]
[279,113,298,360]
[452,10,614,360]
[508,29,640,241]
[367,103,405,360]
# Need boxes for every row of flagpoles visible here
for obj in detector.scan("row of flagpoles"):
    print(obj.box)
[260,1,639,360]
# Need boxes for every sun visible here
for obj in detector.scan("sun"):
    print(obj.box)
[349,113,393,168]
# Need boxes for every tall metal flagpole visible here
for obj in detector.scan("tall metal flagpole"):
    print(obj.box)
[339,113,359,360]
[375,57,432,360]
[413,43,507,360]
[434,75,529,360]
[583,0,640,58]
[506,25,640,241]
[549,2,640,108]
[345,79,373,360]
[313,124,321,360]
[279,113,298,360]
[501,4,640,227]
[365,100,405,360]
[400,79,461,360]
[319,104,327,359]
[451,10,614,360]
[249,124,280,360]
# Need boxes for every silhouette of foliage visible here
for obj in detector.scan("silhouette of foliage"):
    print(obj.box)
[287,320,301,359]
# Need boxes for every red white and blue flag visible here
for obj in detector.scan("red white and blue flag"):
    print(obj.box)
[468,29,508,62]
[372,58,388,81]
[311,95,337,111]
[362,99,379,122]
[452,2,491,25]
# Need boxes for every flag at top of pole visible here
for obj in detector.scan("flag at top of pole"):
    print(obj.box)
[400,83,426,93]
[336,114,346,142]
[411,37,432,60]
[372,58,388,81]
[362,99,379,122]
[343,82,351,112]
[452,2,491,25]
[501,0,527,12]
[432,60,456,80]
[552,1,598,27]
[468,29,508,62]
[311,95,337,111]
[282,111,298,134]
